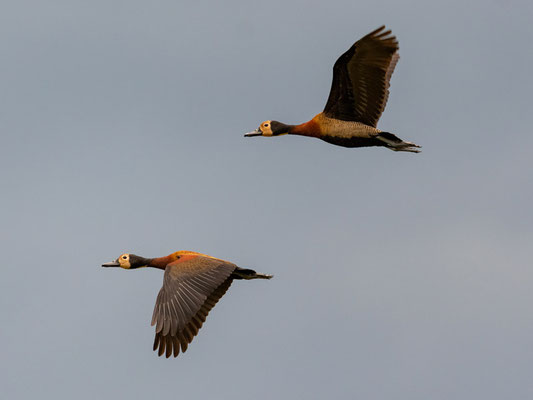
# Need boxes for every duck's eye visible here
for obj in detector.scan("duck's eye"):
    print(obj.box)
[122,255,127,260]
[264,123,270,127]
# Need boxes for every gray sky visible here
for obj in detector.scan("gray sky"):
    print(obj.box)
[1,0,533,398]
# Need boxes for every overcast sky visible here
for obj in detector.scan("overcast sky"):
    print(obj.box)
[1,0,533,399]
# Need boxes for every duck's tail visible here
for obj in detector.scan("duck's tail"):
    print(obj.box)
[232,267,273,280]
[377,132,421,153]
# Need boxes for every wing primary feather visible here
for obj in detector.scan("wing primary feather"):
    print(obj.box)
[165,335,173,358]
[178,332,188,353]
[173,293,188,331]
[175,286,195,316]
[173,337,180,357]
[153,333,159,351]
[169,299,179,336]
[162,303,172,336]
[158,334,166,357]
[155,304,164,333]
[151,291,164,326]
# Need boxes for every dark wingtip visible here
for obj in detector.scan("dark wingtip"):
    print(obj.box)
[368,25,386,36]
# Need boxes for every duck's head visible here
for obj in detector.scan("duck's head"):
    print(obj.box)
[245,120,292,137]
[102,253,150,270]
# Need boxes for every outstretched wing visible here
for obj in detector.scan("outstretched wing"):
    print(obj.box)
[151,256,236,357]
[323,26,399,127]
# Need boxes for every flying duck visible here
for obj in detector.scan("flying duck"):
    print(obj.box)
[102,251,272,358]
[245,26,420,152]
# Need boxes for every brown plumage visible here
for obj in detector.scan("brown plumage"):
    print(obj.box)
[245,26,421,152]
[102,251,272,358]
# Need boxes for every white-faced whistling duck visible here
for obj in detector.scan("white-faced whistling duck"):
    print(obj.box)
[245,26,421,153]
[102,251,272,358]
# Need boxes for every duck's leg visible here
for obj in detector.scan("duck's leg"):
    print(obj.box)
[376,132,421,153]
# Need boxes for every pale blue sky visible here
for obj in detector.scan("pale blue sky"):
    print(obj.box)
[1,0,533,399]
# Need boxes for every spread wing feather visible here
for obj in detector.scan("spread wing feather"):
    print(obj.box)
[323,26,399,127]
[153,277,234,357]
[151,256,236,357]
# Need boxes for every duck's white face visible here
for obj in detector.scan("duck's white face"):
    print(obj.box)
[258,121,273,136]
[102,253,131,269]
[102,253,150,269]
[117,253,131,269]
[245,120,273,137]
[245,120,290,137]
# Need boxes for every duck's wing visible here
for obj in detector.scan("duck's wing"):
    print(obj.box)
[323,26,399,127]
[151,256,236,357]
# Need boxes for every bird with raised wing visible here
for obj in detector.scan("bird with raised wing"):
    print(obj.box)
[102,251,272,358]
[245,26,420,152]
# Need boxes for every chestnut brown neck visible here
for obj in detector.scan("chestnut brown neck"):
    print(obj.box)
[290,117,321,138]
[148,256,172,270]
